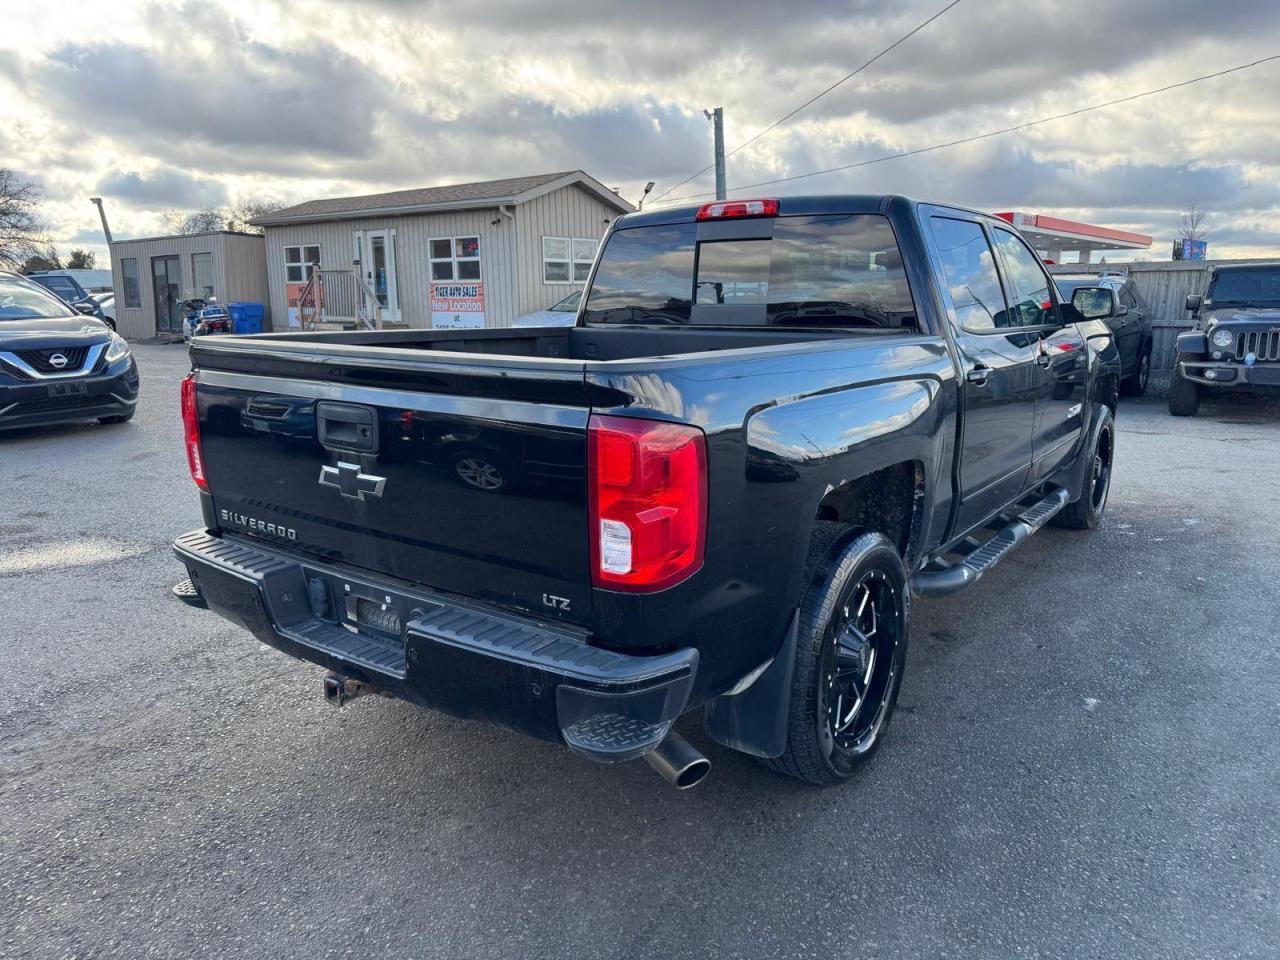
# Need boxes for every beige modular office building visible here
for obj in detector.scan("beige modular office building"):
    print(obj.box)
[107,231,269,339]
[251,170,635,330]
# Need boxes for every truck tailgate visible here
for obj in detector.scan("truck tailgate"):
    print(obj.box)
[192,348,592,626]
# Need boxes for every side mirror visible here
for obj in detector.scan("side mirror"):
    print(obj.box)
[1115,303,1129,317]
[1185,294,1202,313]
[73,301,97,315]
[1071,286,1115,321]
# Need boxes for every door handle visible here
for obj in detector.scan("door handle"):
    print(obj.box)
[317,402,379,453]
[1035,352,1052,368]
[966,365,992,385]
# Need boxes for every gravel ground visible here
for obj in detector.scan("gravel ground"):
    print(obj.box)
[3,343,1278,959]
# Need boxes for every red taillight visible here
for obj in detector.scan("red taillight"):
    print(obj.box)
[587,415,707,592]
[695,198,778,221]
[181,373,208,491]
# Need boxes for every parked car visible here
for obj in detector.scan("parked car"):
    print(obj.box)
[1053,272,1152,396]
[92,292,116,330]
[174,195,1120,789]
[1169,262,1280,416]
[0,271,139,430]
[26,271,110,327]
[513,290,582,327]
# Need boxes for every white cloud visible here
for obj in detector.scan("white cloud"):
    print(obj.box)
[1,0,1279,264]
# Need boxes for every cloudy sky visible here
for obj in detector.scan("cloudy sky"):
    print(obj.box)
[2,0,1279,264]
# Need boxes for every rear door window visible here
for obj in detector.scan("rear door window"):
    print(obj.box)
[928,217,1009,333]
[583,214,916,328]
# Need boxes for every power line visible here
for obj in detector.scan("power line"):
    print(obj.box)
[647,0,962,204]
[650,53,1280,207]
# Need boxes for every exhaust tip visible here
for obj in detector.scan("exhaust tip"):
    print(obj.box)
[643,730,711,789]
[672,756,711,790]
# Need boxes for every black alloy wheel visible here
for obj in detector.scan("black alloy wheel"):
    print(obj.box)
[820,566,904,765]
[1124,348,1151,397]
[763,525,909,785]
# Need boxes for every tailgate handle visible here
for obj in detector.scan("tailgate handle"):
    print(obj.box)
[316,402,378,453]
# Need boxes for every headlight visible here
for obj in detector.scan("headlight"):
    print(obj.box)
[1211,328,1234,348]
[104,332,130,363]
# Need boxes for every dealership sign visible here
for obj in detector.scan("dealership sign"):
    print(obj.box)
[285,281,323,328]
[430,281,485,329]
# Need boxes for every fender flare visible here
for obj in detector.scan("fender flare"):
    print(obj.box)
[1176,330,1207,356]
[1061,402,1114,505]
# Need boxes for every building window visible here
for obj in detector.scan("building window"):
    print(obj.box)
[543,236,597,284]
[192,252,214,300]
[429,236,481,281]
[284,245,321,284]
[121,258,140,307]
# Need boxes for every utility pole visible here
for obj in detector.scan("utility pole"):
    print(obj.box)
[704,107,726,200]
[89,197,113,244]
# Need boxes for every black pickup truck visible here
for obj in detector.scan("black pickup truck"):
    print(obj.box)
[174,195,1121,788]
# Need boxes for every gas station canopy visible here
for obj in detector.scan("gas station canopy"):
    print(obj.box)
[996,212,1152,263]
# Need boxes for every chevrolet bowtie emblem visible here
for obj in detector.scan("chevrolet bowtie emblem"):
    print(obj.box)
[318,462,386,501]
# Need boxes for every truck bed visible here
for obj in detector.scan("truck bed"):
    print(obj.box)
[213,325,891,363]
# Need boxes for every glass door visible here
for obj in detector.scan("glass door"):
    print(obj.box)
[353,229,399,323]
[150,255,181,332]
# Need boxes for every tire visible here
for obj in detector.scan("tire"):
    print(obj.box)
[761,523,909,786]
[98,411,135,425]
[447,450,509,493]
[1167,353,1202,417]
[1121,344,1151,397]
[1054,409,1114,530]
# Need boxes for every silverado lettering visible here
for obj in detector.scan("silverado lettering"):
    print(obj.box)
[219,509,297,541]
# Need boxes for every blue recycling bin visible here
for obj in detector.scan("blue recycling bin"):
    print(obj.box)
[228,302,265,335]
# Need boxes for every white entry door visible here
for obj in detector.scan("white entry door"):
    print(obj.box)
[353,229,399,323]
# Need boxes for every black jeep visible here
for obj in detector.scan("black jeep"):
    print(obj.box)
[1170,263,1280,416]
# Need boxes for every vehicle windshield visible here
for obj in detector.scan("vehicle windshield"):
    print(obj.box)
[551,291,581,312]
[582,214,917,328]
[0,276,78,320]
[1207,267,1280,305]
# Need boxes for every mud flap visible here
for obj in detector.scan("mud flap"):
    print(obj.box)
[702,612,798,759]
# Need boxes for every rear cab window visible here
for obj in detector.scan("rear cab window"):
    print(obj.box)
[582,214,917,329]
[37,276,82,300]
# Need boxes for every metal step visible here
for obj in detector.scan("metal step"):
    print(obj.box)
[909,487,1069,598]
[286,618,407,677]
[561,713,671,763]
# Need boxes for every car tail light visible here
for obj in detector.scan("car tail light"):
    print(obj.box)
[695,198,778,221]
[588,415,707,592]
[181,372,208,491]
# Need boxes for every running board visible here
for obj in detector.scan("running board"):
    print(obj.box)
[909,487,1069,598]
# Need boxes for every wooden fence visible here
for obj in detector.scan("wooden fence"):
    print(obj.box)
[1049,258,1277,376]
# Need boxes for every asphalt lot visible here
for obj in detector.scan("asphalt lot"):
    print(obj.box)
[3,343,1278,959]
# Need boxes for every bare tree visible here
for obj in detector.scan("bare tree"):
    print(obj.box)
[1177,206,1209,242]
[161,207,226,234]
[0,169,47,271]
[226,195,285,234]
[66,248,95,269]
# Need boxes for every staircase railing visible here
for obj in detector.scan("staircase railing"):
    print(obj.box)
[296,271,322,330]
[301,268,383,331]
